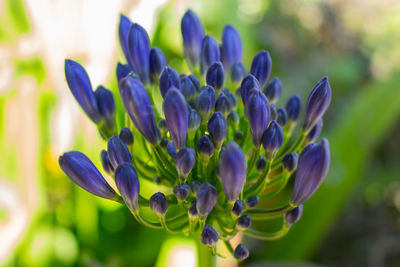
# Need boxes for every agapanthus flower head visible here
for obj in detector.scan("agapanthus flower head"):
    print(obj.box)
[127,23,151,84]
[250,50,272,88]
[181,9,204,70]
[150,47,166,82]
[263,77,282,104]
[159,66,180,99]
[206,61,224,91]
[221,25,242,70]
[115,163,140,212]
[150,192,168,216]
[234,244,249,261]
[107,135,132,169]
[175,148,196,181]
[262,121,284,159]
[247,89,270,147]
[285,205,303,227]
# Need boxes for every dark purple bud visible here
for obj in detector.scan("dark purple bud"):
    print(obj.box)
[188,108,201,138]
[64,59,101,123]
[234,130,243,143]
[150,192,168,216]
[307,119,323,143]
[118,14,132,69]
[230,62,246,84]
[196,182,218,219]
[250,50,272,88]
[167,141,177,159]
[115,163,140,212]
[263,77,282,103]
[119,127,134,146]
[234,244,249,261]
[127,23,151,84]
[232,200,245,217]
[218,142,246,202]
[227,110,239,129]
[201,224,219,246]
[285,205,303,227]
[215,92,231,115]
[119,77,160,144]
[173,184,191,201]
[116,62,133,83]
[224,89,238,109]
[149,47,166,82]
[237,214,251,230]
[59,151,118,200]
[159,66,180,99]
[290,139,330,205]
[270,104,277,121]
[196,134,215,163]
[277,107,288,126]
[262,121,284,159]
[201,35,220,73]
[181,9,204,69]
[208,112,227,150]
[158,118,168,135]
[247,89,270,147]
[240,74,260,108]
[246,196,259,208]
[163,88,189,149]
[206,62,224,91]
[282,152,298,173]
[95,86,115,129]
[197,85,216,122]
[180,76,196,102]
[286,94,302,122]
[107,135,132,169]
[189,200,198,217]
[256,155,266,172]
[175,148,196,181]
[100,150,114,175]
[188,74,201,93]
[221,25,242,70]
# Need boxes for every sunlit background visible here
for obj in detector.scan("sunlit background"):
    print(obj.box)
[1,0,400,266]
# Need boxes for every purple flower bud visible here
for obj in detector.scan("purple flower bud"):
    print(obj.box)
[221,25,242,70]
[234,130,244,142]
[270,104,277,121]
[262,121,284,159]
[227,110,239,129]
[107,135,132,169]
[215,92,231,115]
[173,184,191,201]
[263,77,282,104]
[189,200,198,217]
[303,77,331,132]
[307,119,323,143]
[150,192,168,216]
[256,155,266,172]
[116,62,133,83]
[197,85,216,122]
[118,14,132,69]
[250,50,272,88]
[237,214,251,230]
[234,244,249,261]
[158,118,167,135]
[95,86,115,129]
[159,66,180,99]
[59,151,118,200]
[218,142,246,202]
[247,89,270,147]
[201,35,220,73]
[175,148,196,181]
[188,74,201,93]
[232,200,245,217]
[127,23,151,84]
[197,134,214,163]
[277,107,288,126]
[64,59,101,123]
[286,94,302,122]
[160,137,168,149]
[115,163,140,212]
[206,61,224,91]
[190,181,201,196]
[230,62,246,84]
[180,76,196,102]
[149,47,166,82]
[196,182,218,219]
[290,139,330,206]
[285,205,303,226]
[188,108,201,137]
[201,224,219,246]
[119,127,134,146]
[167,141,177,159]
[163,88,188,149]
[119,76,160,144]
[224,89,238,109]
[208,112,227,150]
[181,10,204,69]
[100,150,114,175]
[240,74,260,108]
[282,152,298,173]
[246,196,259,209]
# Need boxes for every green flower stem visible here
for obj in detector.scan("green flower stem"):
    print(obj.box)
[244,224,290,240]
[161,216,185,234]
[244,160,271,197]
[133,210,162,229]
[246,147,260,176]
[223,240,234,255]
[260,172,291,200]
[246,203,295,220]
[152,145,177,181]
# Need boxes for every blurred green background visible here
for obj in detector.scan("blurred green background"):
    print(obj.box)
[0,0,400,266]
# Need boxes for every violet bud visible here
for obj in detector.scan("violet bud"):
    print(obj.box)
[208,112,227,150]
[262,121,284,159]
[196,182,218,219]
[282,152,298,173]
[247,89,270,147]
[196,134,215,163]
[119,76,160,144]
[163,88,189,149]
[188,74,201,93]
[150,192,168,216]
[240,74,260,109]
[189,200,198,217]
[263,77,282,104]
[230,62,246,84]
[64,59,101,124]
[188,108,201,138]
[119,127,134,146]
[303,77,331,132]
[197,85,216,122]
[290,139,330,206]
[115,163,140,212]
[285,205,303,227]
[221,25,242,70]
[232,200,245,217]
[118,14,132,69]
[181,9,204,70]
[167,141,177,159]
[116,62,133,83]
[180,76,196,102]
[95,86,115,129]
[286,94,302,122]
[107,135,132,169]
[234,130,243,143]
[215,92,231,116]
[173,184,191,201]
[149,47,166,82]
[159,66,180,99]
[270,104,277,121]
[100,150,114,175]
[224,89,238,109]
[277,107,288,126]
[237,214,251,230]
[218,142,246,202]
[227,110,239,130]
[206,61,224,91]
[250,50,272,88]
[201,224,219,246]
[59,151,118,200]
[307,119,323,143]
[175,148,196,181]
[256,155,266,173]
[127,23,151,84]
[246,196,259,209]
[234,244,249,261]
[201,35,220,73]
